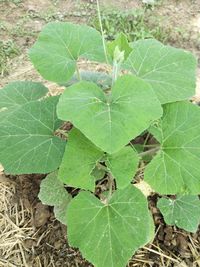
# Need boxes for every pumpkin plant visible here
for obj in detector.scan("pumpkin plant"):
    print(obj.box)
[0,21,200,267]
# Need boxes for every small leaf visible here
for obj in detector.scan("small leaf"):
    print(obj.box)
[158,195,200,233]
[106,146,139,188]
[144,101,200,194]
[29,22,105,83]
[67,185,154,267]
[124,39,197,104]
[91,166,105,181]
[54,200,70,224]
[60,71,112,90]
[57,75,162,153]
[39,172,71,224]
[39,172,70,206]
[58,128,104,191]
[0,95,65,174]
[107,33,132,60]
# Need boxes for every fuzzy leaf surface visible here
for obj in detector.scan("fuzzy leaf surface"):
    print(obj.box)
[158,195,200,233]
[67,185,154,267]
[29,22,105,83]
[124,39,197,104]
[39,172,71,224]
[57,75,162,153]
[0,95,65,174]
[58,128,104,191]
[144,101,200,194]
[106,146,139,188]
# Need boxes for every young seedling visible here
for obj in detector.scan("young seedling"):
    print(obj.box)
[0,21,199,267]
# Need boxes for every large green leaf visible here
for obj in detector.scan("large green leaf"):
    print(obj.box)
[57,75,162,153]
[0,81,48,120]
[29,22,105,83]
[144,101,200,194]
[39,172,71,224]
[124,39,197,104]
[67,185,154,267]
[158,195,200,233]
[106,146,139,188]
[58,128,104,191]
[0,90,65,174]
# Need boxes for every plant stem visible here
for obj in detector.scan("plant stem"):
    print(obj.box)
[112,60,120,85]
[139,147,160,157]
[76,64,81,81]
[97,162,108,172]
[106,173,113,204]
[96,0,109,64]
[143,144,159,148]
[56,129,68,138]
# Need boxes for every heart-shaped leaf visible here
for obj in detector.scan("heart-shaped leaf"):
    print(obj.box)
[158,195,200,233]
[39,172,71,224]
[0,82,65,174]
[124,39,197,104]
[67,185,154,267]
[29,22,105,83]
[106,146,139,188]
[58,128,104,191]
[57,75,162,153]
[144,101,200,194]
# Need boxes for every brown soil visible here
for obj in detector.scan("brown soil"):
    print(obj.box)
[1,173,199,267]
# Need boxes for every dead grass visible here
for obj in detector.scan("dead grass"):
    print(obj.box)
[0,174,34,267]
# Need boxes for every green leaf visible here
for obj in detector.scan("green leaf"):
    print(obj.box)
[57,75,162,153]
[144,101,200,194]
[107,33,132,60]
[29,22,105,83]
[39,172,71,224]
[0,81,48,120]
[0,95,65,174]
[148,124,162,143]
[158,195,200,233]
[60,71,112,90]
[124,39,197,104]
[106,146,139,188]
[58,128,104,191]
[67,185,154,267]
[91,166,106,181]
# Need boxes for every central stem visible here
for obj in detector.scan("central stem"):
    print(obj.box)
[139,146,160,157]
[76,64,81,81]
[112,60,120,85]
[106,173,114,204]
[96,0,109,64]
